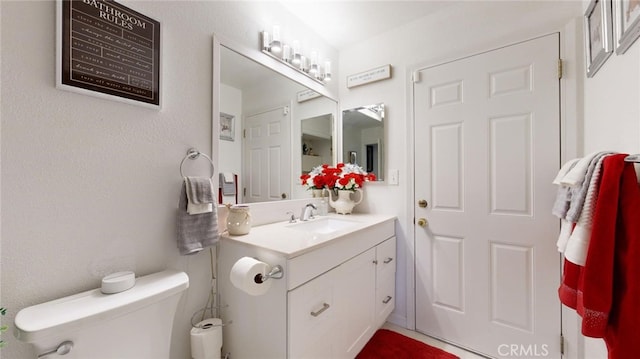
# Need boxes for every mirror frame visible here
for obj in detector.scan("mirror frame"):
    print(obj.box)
[212,34,339,204]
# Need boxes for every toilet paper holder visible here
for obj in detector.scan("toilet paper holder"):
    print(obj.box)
[256,264,283,283]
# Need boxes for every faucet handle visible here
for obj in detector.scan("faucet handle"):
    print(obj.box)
[286,211,296,223]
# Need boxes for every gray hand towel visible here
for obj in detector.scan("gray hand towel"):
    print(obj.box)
[219,173,236,196]
[177,182,219,255]
[185,177,215,204]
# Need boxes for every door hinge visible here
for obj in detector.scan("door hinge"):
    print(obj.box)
[558,59,563,79]
[243,129,246,138]
[243,187,247,196]
[412,71,421,83]
[560,334,565,355]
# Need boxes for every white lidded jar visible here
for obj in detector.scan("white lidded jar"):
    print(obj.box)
[227,205,251,235]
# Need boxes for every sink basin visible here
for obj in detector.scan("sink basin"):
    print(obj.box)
[288,218,358,234]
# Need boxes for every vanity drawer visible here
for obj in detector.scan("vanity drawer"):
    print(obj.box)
[288,266,339,358]
[376,236,396,278]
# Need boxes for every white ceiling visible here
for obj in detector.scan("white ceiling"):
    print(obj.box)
[278,1,455,50]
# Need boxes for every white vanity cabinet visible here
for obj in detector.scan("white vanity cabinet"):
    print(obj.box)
[219,214,396,359]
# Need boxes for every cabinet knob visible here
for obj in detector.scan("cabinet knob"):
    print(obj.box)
[373,260,378,265]
[310,303,330,317]
[417,218,428,227]
[382,296,393,304]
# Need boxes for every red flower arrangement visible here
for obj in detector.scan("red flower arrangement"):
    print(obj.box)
[300,163,376,191]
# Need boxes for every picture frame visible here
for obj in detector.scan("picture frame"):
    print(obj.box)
[348,151,357,164]
[56,0,161,108]
[584,0,614,77]
[220,112,235,141]
[614,0,640,54]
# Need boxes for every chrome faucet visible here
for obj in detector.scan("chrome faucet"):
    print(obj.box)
[286,211,296,223]
[300,203,317,221]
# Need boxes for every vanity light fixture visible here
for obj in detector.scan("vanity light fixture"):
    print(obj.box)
[270,25,282,53]
[260,30,332,84]
[324,61,332,81]
[309,50,319,74]
[292,40,301,65]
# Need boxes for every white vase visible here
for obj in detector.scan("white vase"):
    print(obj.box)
[329,189,363,214]
[226,205,251,235]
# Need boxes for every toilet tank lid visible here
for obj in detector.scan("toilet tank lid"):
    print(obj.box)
[14,270,189,343]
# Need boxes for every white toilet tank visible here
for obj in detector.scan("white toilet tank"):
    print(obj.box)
[14,270,189,359]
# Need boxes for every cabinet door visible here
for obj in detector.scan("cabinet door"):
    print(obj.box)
[375,236,397,327]
[338,247,377,357]
[288,266,339,359]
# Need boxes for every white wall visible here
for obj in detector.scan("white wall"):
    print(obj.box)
[0,1,336,358]
[572,1,640,357]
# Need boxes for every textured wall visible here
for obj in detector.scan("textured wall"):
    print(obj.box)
[0,1,336,358]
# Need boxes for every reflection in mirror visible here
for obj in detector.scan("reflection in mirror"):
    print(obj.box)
[342,104,385,181]
[302,114,333,174]
[217,43,338,204]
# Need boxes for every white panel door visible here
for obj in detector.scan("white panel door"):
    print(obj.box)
[414,34,561,358]
[243,105,291,203]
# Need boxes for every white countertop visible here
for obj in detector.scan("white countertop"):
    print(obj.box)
[221,213,396,258]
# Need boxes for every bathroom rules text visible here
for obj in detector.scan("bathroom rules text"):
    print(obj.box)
[59,0,160,106]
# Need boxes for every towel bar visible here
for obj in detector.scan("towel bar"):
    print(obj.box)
[180,148,215,178]
[624,154,640,163]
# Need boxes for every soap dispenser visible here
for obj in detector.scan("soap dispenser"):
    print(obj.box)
[317,197,328,216]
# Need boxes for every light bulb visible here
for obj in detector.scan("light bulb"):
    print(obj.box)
[309,50,318,74]
[292,40,301,65]
[282,45,292,63]
[324,61,331,81]
[270,25,281,53]
[261,31,270,51]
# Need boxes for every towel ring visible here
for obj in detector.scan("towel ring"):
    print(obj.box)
[180,148,215,179]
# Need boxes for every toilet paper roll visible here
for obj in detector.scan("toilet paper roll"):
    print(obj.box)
[230,257,272,296]
[191,318,222,359]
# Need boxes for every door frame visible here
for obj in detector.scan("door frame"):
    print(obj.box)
[403,28,581,354]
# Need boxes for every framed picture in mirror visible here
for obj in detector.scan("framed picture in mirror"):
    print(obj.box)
[220,113,235,141]
[614,0,640,54]
[348,151,357,164]
[584,0,613,77]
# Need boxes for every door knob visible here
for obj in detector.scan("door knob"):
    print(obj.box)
[417,218,428,227]
[418,199,428,208]
[281,193,287,199]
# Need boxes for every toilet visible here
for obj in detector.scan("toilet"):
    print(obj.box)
[14,270,189,359]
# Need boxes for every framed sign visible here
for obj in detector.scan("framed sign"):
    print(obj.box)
[614,0,640,54]
[220,113,235,141]
[297,89,321,103]
[347,64,392,88]
[56,0,161,108]
[584,0,613,77]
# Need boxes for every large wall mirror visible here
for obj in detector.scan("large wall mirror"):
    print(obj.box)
[342,103,385,181]
[214,35,338,204]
